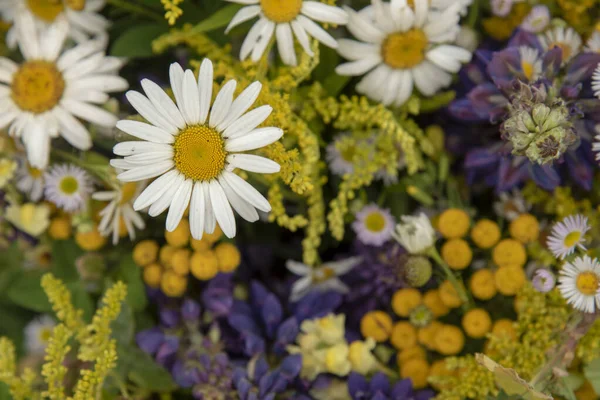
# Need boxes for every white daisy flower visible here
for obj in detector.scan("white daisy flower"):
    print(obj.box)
[112,60,282,240]
[25,314,56,355]
[585,31,600,53]
[558,256,600,313]
[336,0,472,107]
[392,212,436,254]
[352,203,395,246]
[493,189,529,221]
[520,5,550,33]
[92,180,147,245]
[286,257,361,301]
[325,134,357,176]
[0,0,109,48]
[44,163,93,212]
[0,11,127,169]
[519,46,542,82]
[224,0,348,66]
[15,157,45,201]
[592,63,600,100]
[538,26,581,64]
[455,25,478,53]
[547,214,590,260]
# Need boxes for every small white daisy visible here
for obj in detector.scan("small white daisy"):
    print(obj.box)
[15,157,45,201]
[392,212,436,254]
[493,189,529,221]
[0,11,127,168]
[44,163,93,212]
[585,31,600,53]
[538,26,581,64]
[286,257,361,301]
[224,0,348,66]
[336,0,472,107]
[112,60,282,240]
[0,0,109,48]
[352,203,395,246]
[520,5,550,33]
[325,134,358,176]
[519,46,542,82]
[547,214,590,260]
[491,0,512,17]
[558,256,600,313]
[92,180,146,245]
[25,314,56,355]
[532,269,556,293]
[592,63,600,100]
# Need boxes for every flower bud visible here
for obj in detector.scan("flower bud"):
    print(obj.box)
[404,256,433,287]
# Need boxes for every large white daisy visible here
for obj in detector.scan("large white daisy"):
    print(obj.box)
[224,0,348,66]
[0,11,127,169]
[538,26,581,64]
[112,60,282,240]
[336,0,472,107]
[0,0,109,48]
[558,256,600,313]
[546,214,590,260]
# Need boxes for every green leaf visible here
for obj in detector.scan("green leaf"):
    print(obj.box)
[117,344,176,392]
[0,302,33,353]
[0,382,11,400]
[51,240,82,281]
[584,358,600,395]
[110,24,169,58]
[6,272,51,313]
[0,244,22,299]
[65,281,94,322]
[112,256,147,312]
[189,4,243,34]
[111,303,135,346]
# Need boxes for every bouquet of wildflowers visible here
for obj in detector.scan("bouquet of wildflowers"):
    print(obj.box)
[1,0,600,399]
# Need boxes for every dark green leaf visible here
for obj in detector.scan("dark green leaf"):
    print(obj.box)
[110,24,169,58]
[584,358,600,395]
[51,240,82,281]
[65,281,94,322]
[0,382,11,400]
[111,303,135,346]
[6,272,51,313]
[117,344,176,392]
[112,256,147,312]
[189,4,243,34]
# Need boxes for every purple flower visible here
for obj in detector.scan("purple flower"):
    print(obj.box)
[348,372,434,400]
[233,354,302,400]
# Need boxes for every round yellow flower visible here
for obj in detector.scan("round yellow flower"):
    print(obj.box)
[400,358,430,389]
[143,263,163,288]
[437,209,470,239]
[48,216,71,240]
[160,271,187,297]
[495,265,526,296]
[423,290,450,317]
[417,321,443,350]
[509,213,539,244]
[133,240,159,267]
[396,345,427,368]
[493,239,527,267]
[204,225,223,244]
[390,321,418,350]
[441,239,472,270]
[462,308,492,339]
[434,325,465,356]
[470,219,501,249]
[171,248,191,276]
[215,242,241,273]
[491,319,517,340]
[469,269,497,300]
[429,359,456,390]
[360,311,393,342]
[190,250,219,281]
[438,280,463,308]
[159,245,177,268]
[75,225,106,251]
[191,238,212,251]
[164,219,190,248]
[392,288,422,317]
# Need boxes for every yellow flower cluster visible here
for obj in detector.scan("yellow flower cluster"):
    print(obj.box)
[161,0,183,25]
[0,338,36,400]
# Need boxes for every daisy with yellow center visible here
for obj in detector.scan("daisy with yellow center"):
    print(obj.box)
[537,26,581,64]
[224,0,348,66]
[325,133,359,177]
[546,214,590,260]
[43,163,93,212]
[112,59,283,240]
[558,256,600,313]
[15,157,45,201]
[0,12,127,168]
[335,0,472,107]
[24,314,56,355]
[352,203,396,246]
[92,180,147,244]
[518,46,542,82]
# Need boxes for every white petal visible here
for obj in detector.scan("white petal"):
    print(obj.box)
[227,154,280,173]
[301,2,348,24]
[141,79,186,129]
[250,20,276,61]
[169,62,186,119]
[240,18,268,61]
[335,55,381,76]
[189,182,206,240]
[286,260,311,275]
[52,106,92,150]
[426,45,472,73]
[41,16,68,61]
[413,0,429,27]
[337,39,379,62]
[343,7,385,44]
[125,91,178,134]
[219,176,259,222]
[221,171,271,212]
[225,127,283,152]
[113,141,172,156]
[223,105,272,139]
[203,183,216,233]
[217,81,262,132]
[395,69,414,107]
[166,178,193,231]
[60,99,117,127]
[116,120,174,143]
[225,5,261,33]
[22,119,50,169]
[117,160,174,182]
[296,15,338,49]
[209,80,237,128]
[382,70,403,106]
[148,174,184,217]
[182,70,201,125]
[209,180,236,238]
[198,59,213,124]
[133,169,179,210]
[290,20,314,56]
[276,23,297,66]
[16,10,41,60]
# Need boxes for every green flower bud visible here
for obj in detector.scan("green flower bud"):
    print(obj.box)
[409,304,434,328]
[404,255,433,287]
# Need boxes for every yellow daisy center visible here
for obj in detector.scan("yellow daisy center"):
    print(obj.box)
[119,182,138,205]
[340,145,356,162]
[550,42,572,60]
[59,176,79,195]
[314,266,335,282]
[173,125,226,181]
[382,30,428,69]
[576,271,599,296]
[26,0,64,22]
[28,166,43,179]
[39,327,52,343]
[521,60,534,81]
[563,231,581,248]
[260,0,303,23]
[365,212,386,232]
[11,61,65,114]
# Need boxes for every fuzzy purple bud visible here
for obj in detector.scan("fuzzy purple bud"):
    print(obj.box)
[532,269,556,293]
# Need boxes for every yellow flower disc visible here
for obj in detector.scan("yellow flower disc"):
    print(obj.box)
[470,219,501,249]
[434,325,465,356]
[492,239,527,267]
[469,269,497,300]
[509,213,540,244]
[462,308,492,339]
[360,311,393,342]
[215,242,241,273]
[390,321,418,350]
[133,240,159,267]
[391,288,422,317]
[437,208,471,239]
[441,238,472,270]
[143,263,163,288]
[48,216,71,240]
[495,265,526,296]
[400,358,430,389]
[190,250,219,281]
[165,219,190,248]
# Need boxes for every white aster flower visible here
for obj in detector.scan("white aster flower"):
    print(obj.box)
[92,180,146,245]
[325,134,357,176]
[336,0,472,107]
[520,5,550,33]
[0,0,108,48]
[519,46,542,82]
[558,256,600,313]
[391,212,436,254]
[224,0,348,66]
[592,63,600,100]
[15,157,45,201]
[585,31,600,53]
[25,314,56,355]
[352,204,395,246]
[538,26,581,64]
[547,214,590,260]
[0,158,17,188]
[286,257,361,301]
[493,189,529,220]
[0,12,127,169]
[44,163,93,212]
[112,60,282,240]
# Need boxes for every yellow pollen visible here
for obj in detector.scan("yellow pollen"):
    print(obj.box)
[550,42,572,60]
[382,30,428,69]
[340,145,356,162]
[173,125,226,182]
[119,182,138,205]
[65,0,86,11]
[564,231,581,247]
[365,212,386,232]
[59,176,79,195]
[576,271,599,296]
[314,267,335,282]
[11,61,65,114]
[39,327,52,343]
[521,61,534,81]
[260,0,303,23]
[28,166,43,178]
[26,0,65,22]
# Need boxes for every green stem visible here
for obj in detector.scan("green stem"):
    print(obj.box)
[427,247,473,311]
[106,0,163,22]
[467,0,480,29]
[376,361,399,379]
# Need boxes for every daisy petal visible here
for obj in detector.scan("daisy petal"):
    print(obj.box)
[225,127,283,152]
[209,180,236,238]
[227,154,280,173]
[166,178,193,232]
[221,171,271,212]
[189,182,206,240]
